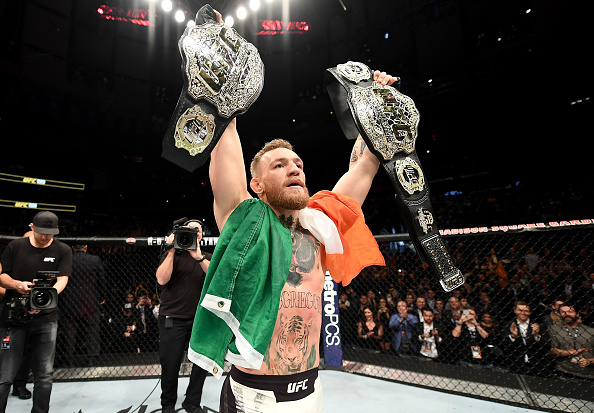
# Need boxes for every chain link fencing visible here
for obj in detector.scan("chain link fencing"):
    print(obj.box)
[0,222,593,412]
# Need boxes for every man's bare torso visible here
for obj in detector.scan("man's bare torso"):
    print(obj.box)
[237,227,325,375]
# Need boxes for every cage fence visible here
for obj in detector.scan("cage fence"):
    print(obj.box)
[0,223,593,412]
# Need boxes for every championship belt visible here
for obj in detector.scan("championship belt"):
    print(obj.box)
[162,5,265,172]
[325,61,464,292]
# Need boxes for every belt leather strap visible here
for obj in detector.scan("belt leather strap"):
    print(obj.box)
[325,61,464,292]
[162,5,265,172]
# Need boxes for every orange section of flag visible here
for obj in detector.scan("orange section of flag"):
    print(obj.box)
[309,191,385,286]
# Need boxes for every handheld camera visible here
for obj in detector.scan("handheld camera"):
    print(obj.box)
[171,217,198,250]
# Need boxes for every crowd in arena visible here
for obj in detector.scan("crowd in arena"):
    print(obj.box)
[339,240,594,379]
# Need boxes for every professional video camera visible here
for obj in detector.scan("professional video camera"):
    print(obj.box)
[171,217,198,250]
[6,271,59,325]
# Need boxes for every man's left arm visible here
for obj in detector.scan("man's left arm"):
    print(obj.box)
[54,276,68,294]
[332,71,397,205]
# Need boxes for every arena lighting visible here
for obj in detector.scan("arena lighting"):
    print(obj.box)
[224,15,235,27]
[96,4,154,26]
[174,9,185,22]
[237,6,247,20]
[257,20,310,35]
[187,19,195,27]
[161,0,173,12]
[249,0,261,11]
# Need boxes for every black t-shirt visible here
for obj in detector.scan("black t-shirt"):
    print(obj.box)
[1,237,72,325]
[159,250,211,319]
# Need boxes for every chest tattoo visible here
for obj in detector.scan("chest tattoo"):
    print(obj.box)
[287,228,321,287]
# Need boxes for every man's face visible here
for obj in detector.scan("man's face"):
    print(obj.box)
[32,230,53,247]
[253,148,310,211]
[435,300,444,311]
[416,297,426,309]
[514,304,531,322]
[559,306,579,324]
[449,298,460,310]
[423,311,434,325]
[397,301,407,314]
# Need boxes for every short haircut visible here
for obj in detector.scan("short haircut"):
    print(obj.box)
[250,139,293,178]
[514,301,529,310]
[421,307,434,315]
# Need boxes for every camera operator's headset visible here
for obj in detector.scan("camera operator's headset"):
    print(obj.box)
[183,219,202,228]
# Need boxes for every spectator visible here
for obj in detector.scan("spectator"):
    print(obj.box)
[356,294,370,322]
[388,300,418,356]
[414,296,426,323]
[357,306,384,351]
[549,302,594,379]
[444,297,462,327]
[500,301,550,376]
[451,308,490,366]
[120,302,140,353]
[366,290,379,310]
[426,289,437,310]
[414,307,445,361]
[338,292,351,312]
[474,291,502,322]
[459,296,470,311]
[405,293,415,312]
[434,298,446,322]
[385,292,397,311]
[573,281,594,325]
[377,297,392,353]
[524,248,541,271]
[135,294,158,352]
[543,299,565,331]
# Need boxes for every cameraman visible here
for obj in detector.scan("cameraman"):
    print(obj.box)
[156,219,211,413]
[0,211,72,413]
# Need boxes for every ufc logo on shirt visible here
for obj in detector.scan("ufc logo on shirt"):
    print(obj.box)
[43,257,56,262]
[287,379,308,394]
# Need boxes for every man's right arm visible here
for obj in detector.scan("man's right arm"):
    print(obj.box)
[209,118,252,231]
[156,249,175,286]
[0,272,32,294]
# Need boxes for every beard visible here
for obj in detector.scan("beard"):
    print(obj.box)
[265,184,310,211]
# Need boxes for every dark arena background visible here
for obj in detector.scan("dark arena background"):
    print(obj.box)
[0,0,593,412]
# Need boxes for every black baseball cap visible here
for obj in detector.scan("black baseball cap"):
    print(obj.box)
[32,211,60,235]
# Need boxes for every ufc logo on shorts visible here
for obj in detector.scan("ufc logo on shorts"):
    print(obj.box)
[287,379,308,394]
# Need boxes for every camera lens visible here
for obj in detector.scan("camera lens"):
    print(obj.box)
[177,233,192,248]
[32,290,53,308]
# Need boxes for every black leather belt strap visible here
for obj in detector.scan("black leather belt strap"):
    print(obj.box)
[325,61,464,292]
[162,5,265,172]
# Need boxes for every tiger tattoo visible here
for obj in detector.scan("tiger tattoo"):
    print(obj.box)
[269,315,316,374]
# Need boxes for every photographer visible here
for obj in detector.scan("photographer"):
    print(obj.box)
[155,219,211,413]
[0,211,72,413]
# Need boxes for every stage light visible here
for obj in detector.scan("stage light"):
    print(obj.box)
[225,15,235,27]
[175,9,185,22]
[187,20,195,27]
[249,0,261,11]
[237,6,247,19]
[162,0,172,12]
